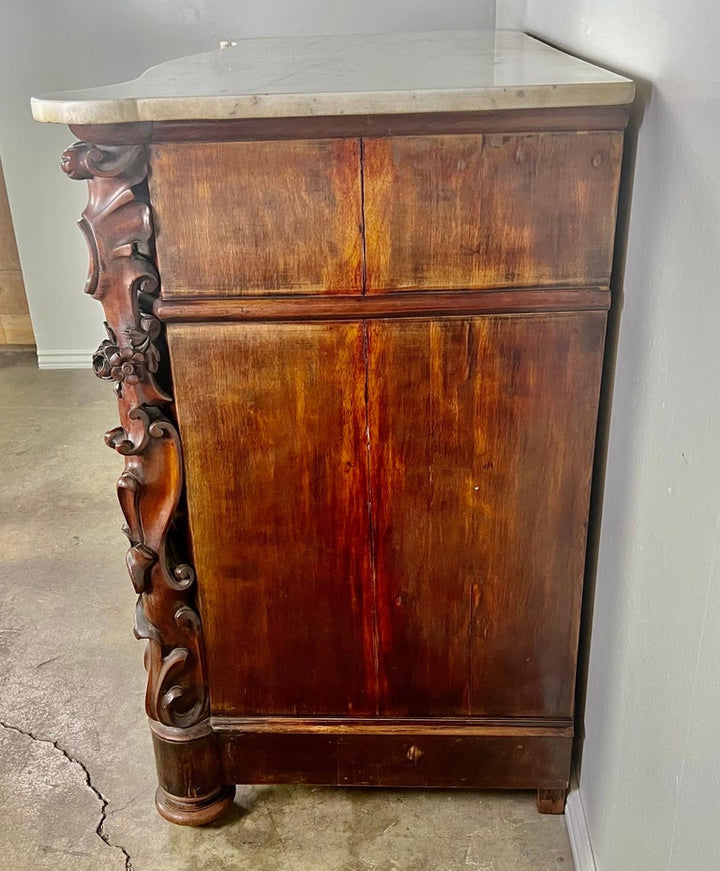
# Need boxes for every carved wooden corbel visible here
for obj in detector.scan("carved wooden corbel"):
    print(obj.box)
[62,141,209,730]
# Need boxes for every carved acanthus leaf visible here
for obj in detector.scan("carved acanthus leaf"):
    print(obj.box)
[64,140,209,731]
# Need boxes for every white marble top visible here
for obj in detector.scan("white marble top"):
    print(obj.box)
[32,30,634,125]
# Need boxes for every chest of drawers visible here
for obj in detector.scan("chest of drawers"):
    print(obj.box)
[34,30,633,824]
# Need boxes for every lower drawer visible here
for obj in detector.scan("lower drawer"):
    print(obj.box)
[215,721,572,790]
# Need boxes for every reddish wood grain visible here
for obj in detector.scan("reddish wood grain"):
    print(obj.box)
[367,313,607,718]
[363,132,623,291]
[154,287,611,323]
[149,139,363,296]
[168,322,375,716]
[215,728,571,790]
[64,92,628,820]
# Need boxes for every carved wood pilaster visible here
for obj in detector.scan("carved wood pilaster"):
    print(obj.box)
[62,142,209,730]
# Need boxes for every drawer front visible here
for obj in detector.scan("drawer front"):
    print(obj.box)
[336,734,571,789]
[217,730,571,790]
[149,139,363,297]
[364,131,623,292]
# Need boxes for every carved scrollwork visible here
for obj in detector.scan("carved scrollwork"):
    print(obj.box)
[135,602,208,729]
[63,140,209,730]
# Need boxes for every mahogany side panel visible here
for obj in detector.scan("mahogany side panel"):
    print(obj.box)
[364,131,623,291]
[367,313,607,718]
[167,322,376,717]
[148,139,363,297]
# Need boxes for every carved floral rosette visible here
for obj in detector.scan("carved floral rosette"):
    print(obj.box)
[62,141,208,729]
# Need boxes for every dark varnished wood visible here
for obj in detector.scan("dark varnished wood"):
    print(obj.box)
[168,322,376,717]
[148,139,363,297]
[60,86,627,823]
[364,132,623,291]
[367,313,607,717]
[154,287,611,321]
[215,727,571,790]
[211,717,574,737]
[69,104,630,145]
[61,141,230,825]
[150,720,236,825]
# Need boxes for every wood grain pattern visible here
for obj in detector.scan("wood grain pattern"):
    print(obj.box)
[216,729,571,790]
[364,132,623,291]
[211,716,574,737]
[149,139,363,297]
[168,322,375,717]
[154,287,611,323]
[367,313,607,718]
[59,82,629,819]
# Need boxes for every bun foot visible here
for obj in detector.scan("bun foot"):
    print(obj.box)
[155,784,236,826]
[536,788,566,814]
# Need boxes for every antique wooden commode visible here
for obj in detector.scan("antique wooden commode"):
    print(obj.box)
[33,31,634,825]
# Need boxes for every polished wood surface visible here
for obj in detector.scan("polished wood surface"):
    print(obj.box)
[217,729,572,790]
[154,286,611,322]
[168,312,604,723]
[61,142,232,824]
[364,132,623,291]
[368,314,606,717]
[169,322,375,717]
[211,716,574,736]
[149,139,363,296]
[62,96,628,822]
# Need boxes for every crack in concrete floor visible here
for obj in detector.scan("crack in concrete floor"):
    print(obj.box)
[0,357,575,870]
[0,719,134,871]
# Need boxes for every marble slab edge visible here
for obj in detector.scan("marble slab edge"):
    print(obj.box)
[31,82,633,125]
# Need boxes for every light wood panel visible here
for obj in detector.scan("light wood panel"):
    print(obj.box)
[363,132,623,291]
[0,158,33,345]
[149,139,363,297]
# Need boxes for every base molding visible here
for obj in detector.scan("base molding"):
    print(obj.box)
[213,717,572,793]
[37,349,92,369]
[565,774,597,871]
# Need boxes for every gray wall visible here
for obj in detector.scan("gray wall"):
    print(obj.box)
[499,1,720,868]
[0,1,495,365]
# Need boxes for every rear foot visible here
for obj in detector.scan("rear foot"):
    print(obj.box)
[536,788,566,814]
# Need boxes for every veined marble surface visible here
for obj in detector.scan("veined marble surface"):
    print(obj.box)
[32,30,634,125]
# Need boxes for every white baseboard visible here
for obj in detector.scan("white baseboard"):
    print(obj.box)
[565,774,597,871]
[37,350,93,369]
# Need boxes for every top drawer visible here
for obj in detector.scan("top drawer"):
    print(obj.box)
[364,132,623,292]
[149,131,622,299]
[149,139,363,298]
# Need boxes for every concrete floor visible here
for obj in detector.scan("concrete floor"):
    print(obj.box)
[0,350,575,871]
